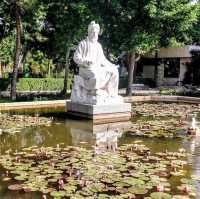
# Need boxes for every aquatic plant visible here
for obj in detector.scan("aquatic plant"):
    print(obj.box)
[0,143,197,198]
[0,113,52,134]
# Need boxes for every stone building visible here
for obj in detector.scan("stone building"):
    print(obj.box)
[136,45,200,87]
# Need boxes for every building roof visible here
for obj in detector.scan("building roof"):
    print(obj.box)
[144,45,200,58]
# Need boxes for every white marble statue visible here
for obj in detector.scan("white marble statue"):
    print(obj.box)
[71,21,123,105]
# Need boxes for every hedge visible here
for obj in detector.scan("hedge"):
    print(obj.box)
[0,78,73,92]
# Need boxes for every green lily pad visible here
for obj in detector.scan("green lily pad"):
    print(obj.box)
[128,187,148,195]
[50,191,66,198]
[122,177,145,186]
[150,192,172,199]
[63,185,77,194]
[14,175,27,181]
[180,178,194,185]
[172,196,190,199]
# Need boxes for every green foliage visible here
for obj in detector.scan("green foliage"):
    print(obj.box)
[0,0,200,88]
[88,0,199,56]
[23,1,48,43]
[0,78,73,92]
[145,0,198,47]
[0,0,49,63]
[168,37,184,47]
[24,50,55,77]
[44,0,95,62]
[0,33,15,66]
[159,87,184,95]
[16,78,64,91]
[188,2,200,44]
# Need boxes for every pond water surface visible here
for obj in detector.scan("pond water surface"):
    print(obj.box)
[0,103,200,198]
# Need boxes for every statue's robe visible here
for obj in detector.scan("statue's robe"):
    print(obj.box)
[73,37,119,96]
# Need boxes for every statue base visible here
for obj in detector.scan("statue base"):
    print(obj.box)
[66,102,132,124]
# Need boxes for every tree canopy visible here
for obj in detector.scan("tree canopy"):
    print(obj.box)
[0,0,200,98]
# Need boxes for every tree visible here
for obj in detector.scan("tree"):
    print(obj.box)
[189,1,200,45]
[88,0,199,95]
[43,0,95,95]
[0,34,15,77]
[0,0,48,100]
[11,0,21,100]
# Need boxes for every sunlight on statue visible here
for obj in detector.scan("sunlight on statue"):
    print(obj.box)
[71,21,123,105]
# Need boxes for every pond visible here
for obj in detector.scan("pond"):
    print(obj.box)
[0,103,200,199]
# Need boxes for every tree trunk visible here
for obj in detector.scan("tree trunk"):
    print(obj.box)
[126,52,136,96]
[61,48,70,96]
[11,3,21,100]
[133,61,138,82]
[154,51,158,87]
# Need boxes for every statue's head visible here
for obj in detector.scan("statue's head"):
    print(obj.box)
[88,21,100,42]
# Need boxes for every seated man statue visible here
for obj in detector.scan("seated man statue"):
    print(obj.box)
[71,21,123,105]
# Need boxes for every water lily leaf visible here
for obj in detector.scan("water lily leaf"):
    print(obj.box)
[70,193,85,199]
[172,196,190,199]
[79,187,93,196]
[50,191,66,198]
[128,187,148,195]
[150,192,172,199]
[98,193,110,199]
[14,175,27,181]
[88,183,105,192]
[122,177,145,186]
[114,181,130,188]
[63,185,77,194]
[180,178,195,185]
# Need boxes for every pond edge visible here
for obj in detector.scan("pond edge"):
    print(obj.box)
[0,96,200,111]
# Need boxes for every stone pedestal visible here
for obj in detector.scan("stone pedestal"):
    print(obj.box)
[66,119,132,147]
[66,102,132,124]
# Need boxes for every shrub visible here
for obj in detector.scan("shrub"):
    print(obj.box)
[24,50,55,77]
[159,87,183,95]
[0,78,73,92]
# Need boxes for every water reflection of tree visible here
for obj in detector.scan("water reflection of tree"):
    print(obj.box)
[0,123,72,154]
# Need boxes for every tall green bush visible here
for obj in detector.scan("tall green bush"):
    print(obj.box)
[24,50,55,77]
[0,78,73,92]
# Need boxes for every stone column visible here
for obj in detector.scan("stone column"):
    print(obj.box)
[179,59,187,81]
[156,63,164,87]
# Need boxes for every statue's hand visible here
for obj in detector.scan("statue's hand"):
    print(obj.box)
[83,59,93,67]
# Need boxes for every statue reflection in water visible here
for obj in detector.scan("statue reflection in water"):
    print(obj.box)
[68,120,130,154]
[94,129,122,154]
[187,116,200,136]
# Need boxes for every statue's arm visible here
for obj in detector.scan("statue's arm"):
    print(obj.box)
[99,45,116,67]
[73,41,92,67]
[73,42,85,66]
